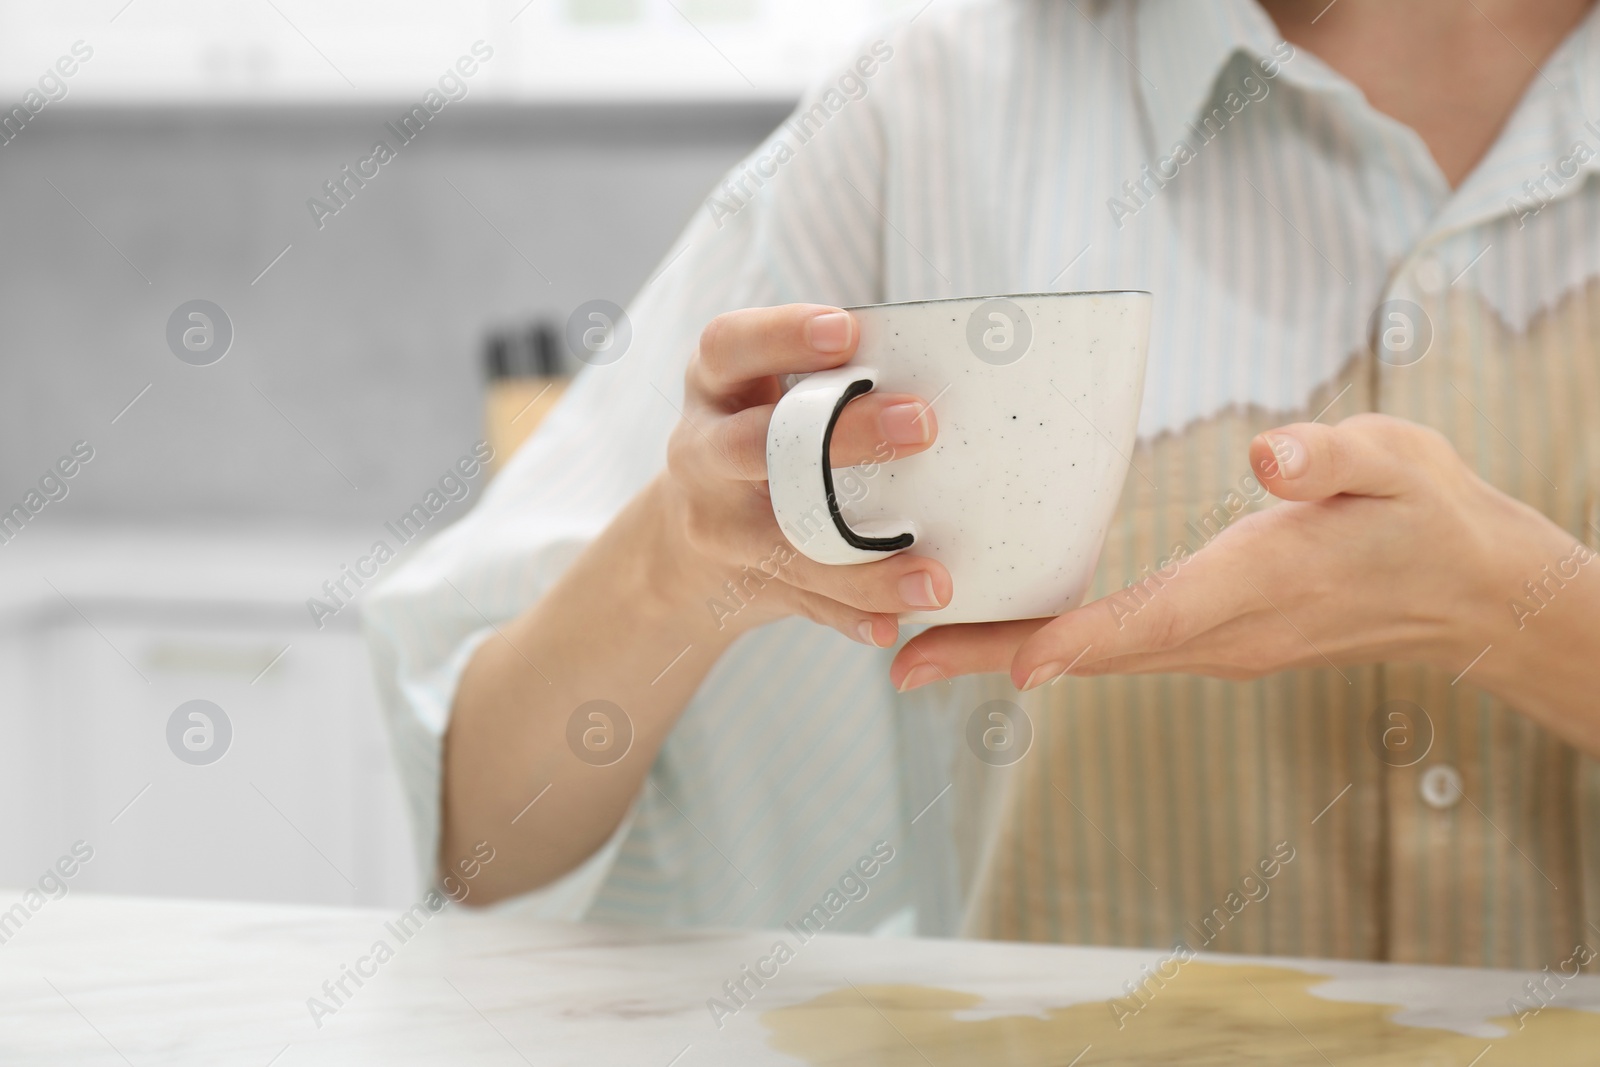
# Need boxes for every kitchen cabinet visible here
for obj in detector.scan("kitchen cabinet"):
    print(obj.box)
[0,526,417,908]
[3,0,917,103]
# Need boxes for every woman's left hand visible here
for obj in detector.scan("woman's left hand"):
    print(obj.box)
[890,413,1591,695]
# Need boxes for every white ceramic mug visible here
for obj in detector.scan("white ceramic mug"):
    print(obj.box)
[766,292,1152,624]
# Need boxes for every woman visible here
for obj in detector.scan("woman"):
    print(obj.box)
[365,0,1600,968]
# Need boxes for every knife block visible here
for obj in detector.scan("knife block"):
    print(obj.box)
[486,377,567,475]
[483,320,569,475]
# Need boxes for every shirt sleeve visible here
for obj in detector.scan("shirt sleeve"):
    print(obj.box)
[360,43,897,914]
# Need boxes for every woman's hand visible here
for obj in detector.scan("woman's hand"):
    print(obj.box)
[890,414,1596,709]
[656,303,952,647]
[446,303,952,902]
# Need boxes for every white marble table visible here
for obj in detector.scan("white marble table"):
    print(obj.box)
[3,893,1598,1065]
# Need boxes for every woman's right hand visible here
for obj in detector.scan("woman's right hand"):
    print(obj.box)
[445,303,951,901]
[656,303,952,649]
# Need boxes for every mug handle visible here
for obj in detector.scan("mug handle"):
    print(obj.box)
[766,366,920,565]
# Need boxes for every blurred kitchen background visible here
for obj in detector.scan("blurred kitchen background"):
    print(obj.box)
[0,0,916,908]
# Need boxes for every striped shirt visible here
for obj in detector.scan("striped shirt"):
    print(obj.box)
[363,0,1600,967]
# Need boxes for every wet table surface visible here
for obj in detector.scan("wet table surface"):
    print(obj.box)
[3,892,1598,1065]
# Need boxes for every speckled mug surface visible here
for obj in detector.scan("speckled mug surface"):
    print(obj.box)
[767,292,1152,624]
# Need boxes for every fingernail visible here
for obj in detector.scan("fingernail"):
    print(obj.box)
[854,620,877,646]
[1021,662,1065,691]
[880,401,932,446]
[899,571,941,611]
[1267,433,1307,478]
[897,664,939,692]
[806,311,852,353]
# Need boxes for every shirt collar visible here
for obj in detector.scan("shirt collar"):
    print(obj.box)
[1435,5,1600,238]
[1134,0,1303,154]
[1136,0,1600,237]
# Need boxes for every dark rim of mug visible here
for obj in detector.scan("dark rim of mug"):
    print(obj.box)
[845,290,1152,311]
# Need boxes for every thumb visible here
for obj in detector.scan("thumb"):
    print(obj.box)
[1249,415,1415,502]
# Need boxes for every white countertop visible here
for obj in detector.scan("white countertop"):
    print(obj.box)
[3,893,1599,1065]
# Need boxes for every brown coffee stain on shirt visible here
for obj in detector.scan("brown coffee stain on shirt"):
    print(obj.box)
[936,277,1600,970]
[763,962,1600,1066]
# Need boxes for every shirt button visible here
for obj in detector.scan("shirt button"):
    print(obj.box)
[1419,764,1463,809]
[1413,256,1447,295]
